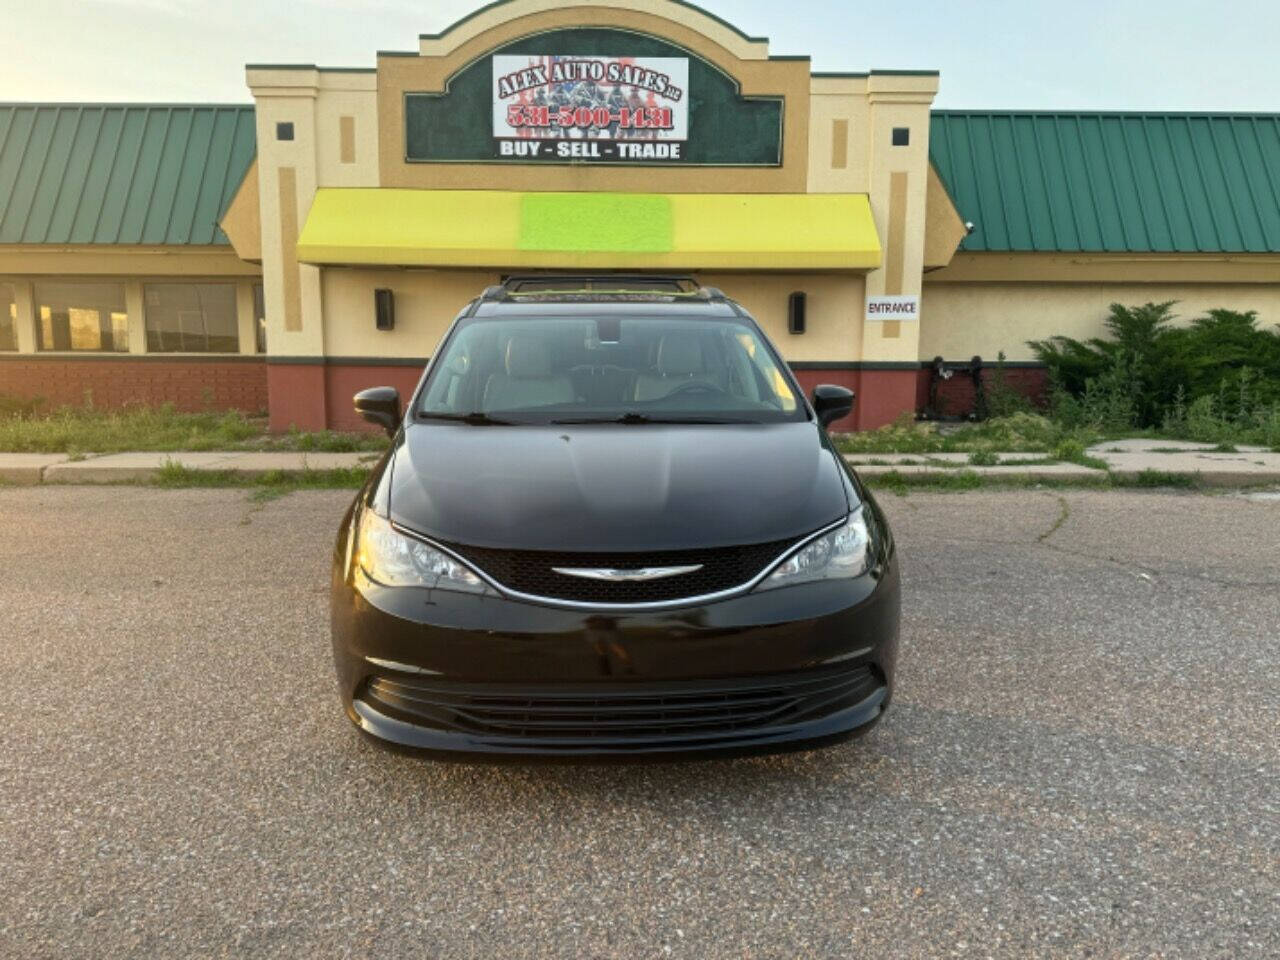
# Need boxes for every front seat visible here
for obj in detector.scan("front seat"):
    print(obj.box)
[483,336,576,411]
[634,332,716,401]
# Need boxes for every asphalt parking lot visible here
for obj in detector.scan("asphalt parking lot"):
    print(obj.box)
[1,486,1276,958]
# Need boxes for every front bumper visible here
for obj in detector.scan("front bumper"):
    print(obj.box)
[330,549,900,759]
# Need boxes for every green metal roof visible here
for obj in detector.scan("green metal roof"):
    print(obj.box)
[930,111,1280,254]
[0,104,256,246]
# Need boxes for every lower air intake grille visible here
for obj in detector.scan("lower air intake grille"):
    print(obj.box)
[440,537,802,604]
[362,666,882,749]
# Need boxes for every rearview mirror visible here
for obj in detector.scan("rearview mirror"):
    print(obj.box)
[353,386,402,436]
[812,384,855,428]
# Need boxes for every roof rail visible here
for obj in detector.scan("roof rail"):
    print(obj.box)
[484,275,707,299]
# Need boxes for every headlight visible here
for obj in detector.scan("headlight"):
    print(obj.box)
[757,507,871,591]
[355,509,486,593]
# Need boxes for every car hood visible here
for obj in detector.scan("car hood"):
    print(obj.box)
[388,421,850,552]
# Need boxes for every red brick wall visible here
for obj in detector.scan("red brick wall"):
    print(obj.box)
[790,368,919,431]
[0,356,1049,432]
[0,356,267,413]
[915,365,1050,419]
[264,362,428,432]
[789,368,859,431]
[325,365,425,432]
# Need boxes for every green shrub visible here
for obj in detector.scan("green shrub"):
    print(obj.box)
[1031,302,1280,438]
[1079,353,1140,432]
[986,352,1035,418]
[1184,395,1228,444]
[1166,311,1280,415]
[1030,301,1178,428]
[1052,437,1086,462]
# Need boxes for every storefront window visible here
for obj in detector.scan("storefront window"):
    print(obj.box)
[0,283,17,351]
[253,283,267,354]
[35,282,128,352]
[144,283,238,353]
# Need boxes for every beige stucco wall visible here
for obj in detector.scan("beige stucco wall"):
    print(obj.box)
[806,78,871,193]
[860,74,939,365]
[920,281,1280,361]
[319,268,864,363]
[321,268,500,358]
[314,81,379,187]
[698,273,864,362]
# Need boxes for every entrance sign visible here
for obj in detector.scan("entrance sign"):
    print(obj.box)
[865,296,920,321]
[405,28,783,167]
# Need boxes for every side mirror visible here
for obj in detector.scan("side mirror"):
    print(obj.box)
[812,384,855,428]
[353,386,402,436]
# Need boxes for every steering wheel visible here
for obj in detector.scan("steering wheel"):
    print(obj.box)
[664,379,727,398]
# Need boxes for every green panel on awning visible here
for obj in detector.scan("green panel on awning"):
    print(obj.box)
[519,193,675,253]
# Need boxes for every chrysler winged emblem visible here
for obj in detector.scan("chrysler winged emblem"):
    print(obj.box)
[551,564,703,582]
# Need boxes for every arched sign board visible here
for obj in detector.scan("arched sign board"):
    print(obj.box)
[405,28,784,166]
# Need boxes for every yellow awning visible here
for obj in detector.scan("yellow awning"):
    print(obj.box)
[295,189,881,271]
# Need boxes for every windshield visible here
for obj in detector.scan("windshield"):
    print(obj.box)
[417,315,805,424]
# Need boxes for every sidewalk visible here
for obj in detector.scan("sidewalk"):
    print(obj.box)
[2,439,1278,487]
[845,439,1280,487]
[0,451,379,485]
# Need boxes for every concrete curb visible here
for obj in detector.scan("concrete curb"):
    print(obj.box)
[4,450,1278,489]
[0,454,71,485]
[1106,467,1280,488]
[848,462,1107,483]
[9,451,380,485]
[843,447,1280,488]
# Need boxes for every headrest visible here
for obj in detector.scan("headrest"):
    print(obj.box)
[505,336,553,377]
[657,333,704,377]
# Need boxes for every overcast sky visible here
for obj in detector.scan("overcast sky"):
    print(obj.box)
[4,0,1279,111]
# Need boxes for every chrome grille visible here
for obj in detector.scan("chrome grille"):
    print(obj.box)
[441,537,801,604]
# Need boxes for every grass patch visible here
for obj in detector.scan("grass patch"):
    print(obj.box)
[863,469,1136,496]
[0,403,389,455]
[836,408,1278,461]
[152,461,370,491]
[836,412,1084,455]
[1038,496,1070,542]
[1111,469,1200,489]
[867,469,1002,495]
[1001,456,1064,467]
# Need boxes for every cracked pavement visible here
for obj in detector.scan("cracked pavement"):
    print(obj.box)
[1,486,1277,958]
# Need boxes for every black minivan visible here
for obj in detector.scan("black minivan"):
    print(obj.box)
[330,277,899,759]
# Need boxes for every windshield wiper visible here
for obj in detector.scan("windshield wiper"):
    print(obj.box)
[549,414,748,425]
[417,411,524,425]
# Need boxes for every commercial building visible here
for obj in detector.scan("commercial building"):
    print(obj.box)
[2,0,1278,431]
